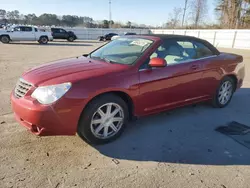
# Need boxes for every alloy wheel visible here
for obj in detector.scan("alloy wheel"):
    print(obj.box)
[90,103,124,139]
[218,80,233,105]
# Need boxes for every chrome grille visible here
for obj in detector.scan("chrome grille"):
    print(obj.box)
[14,78,33,99]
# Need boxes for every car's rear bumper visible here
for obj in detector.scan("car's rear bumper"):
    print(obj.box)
[11,92,83,136]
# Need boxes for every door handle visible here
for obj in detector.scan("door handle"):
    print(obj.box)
[190,65,199,70]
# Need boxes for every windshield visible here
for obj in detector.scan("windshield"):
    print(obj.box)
[89,37,153,65]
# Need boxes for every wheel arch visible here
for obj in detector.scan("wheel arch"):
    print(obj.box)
[80,90,135,122]
[39,35,49,40]
[0,34,10,40]
[223,74,238,91]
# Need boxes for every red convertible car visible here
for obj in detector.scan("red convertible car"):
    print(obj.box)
[11,34,245,144]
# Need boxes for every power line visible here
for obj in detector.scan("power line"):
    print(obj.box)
[182,0,188,27]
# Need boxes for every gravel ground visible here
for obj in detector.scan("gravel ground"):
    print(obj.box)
[0,41,250,188]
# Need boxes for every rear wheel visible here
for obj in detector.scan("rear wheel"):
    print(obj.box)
[77,94,129,145]
[39,36,48,44]
[212,77,235,108]
[1,35,10,43]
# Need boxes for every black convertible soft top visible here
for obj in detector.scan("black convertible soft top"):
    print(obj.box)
[141,34,220,55]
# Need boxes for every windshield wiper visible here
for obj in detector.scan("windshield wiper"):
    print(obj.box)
[91,56,116,64]
[102,57,117,64]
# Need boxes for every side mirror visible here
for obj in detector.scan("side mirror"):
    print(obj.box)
[148,57,167,68]
[83,54,88,57]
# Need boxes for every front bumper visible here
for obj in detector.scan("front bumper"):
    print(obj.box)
[11,92,83,136]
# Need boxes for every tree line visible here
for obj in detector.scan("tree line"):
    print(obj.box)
[216,0,250,29]
[2,1,250,29]
[166,0,250,29]
[0,9,149,29]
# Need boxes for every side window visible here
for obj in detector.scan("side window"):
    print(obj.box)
[150,40,194,65]
[60,29,66,33]
[177,41,196,59]
[19,27,32,32]
[20,27,26,32]
[193,41,214,58]
[24,27,32,32]
[140,39,215,70]
[14,27,21,31]
[52,28,59,33]
[34,28,38,32]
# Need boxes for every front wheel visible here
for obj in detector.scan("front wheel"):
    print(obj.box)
[212,77,235,108]
[1,36,10,43]
[77,94,129,145]
[67,36,75,42]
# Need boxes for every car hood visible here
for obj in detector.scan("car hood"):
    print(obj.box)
[22,56,128,85]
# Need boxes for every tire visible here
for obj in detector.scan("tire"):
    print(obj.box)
[39,36,48,44]
[67,36,74,42]
[212,76,235,108]
[77,94,129,145]
[1,35,10,43]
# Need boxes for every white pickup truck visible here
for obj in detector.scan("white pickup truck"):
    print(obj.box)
[0,25,53,44]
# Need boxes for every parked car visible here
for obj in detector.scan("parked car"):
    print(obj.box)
[11,34,245,145]
[98,33,118,41]
[111,32,137,40]
[0,24,5,29]
[0,25,53,44]
[51,28,77,42]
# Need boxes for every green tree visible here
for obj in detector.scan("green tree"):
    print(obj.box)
[6,10,20,23]
[102,20,109,28]
[24,13,37,25]
[38,13,60,26]
[0,9,6,20]
[109,20,114,25]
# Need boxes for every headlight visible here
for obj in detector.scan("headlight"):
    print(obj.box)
[31,82,71,105]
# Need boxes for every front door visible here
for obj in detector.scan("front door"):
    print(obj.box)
[137,39,205,115]
[10,26,23,40]
[58,29,68,39]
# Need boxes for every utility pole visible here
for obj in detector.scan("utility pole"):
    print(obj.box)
[182,0,188,27]
[109,0,112,28]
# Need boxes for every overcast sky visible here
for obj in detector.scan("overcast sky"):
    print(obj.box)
[1,0,217,26]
